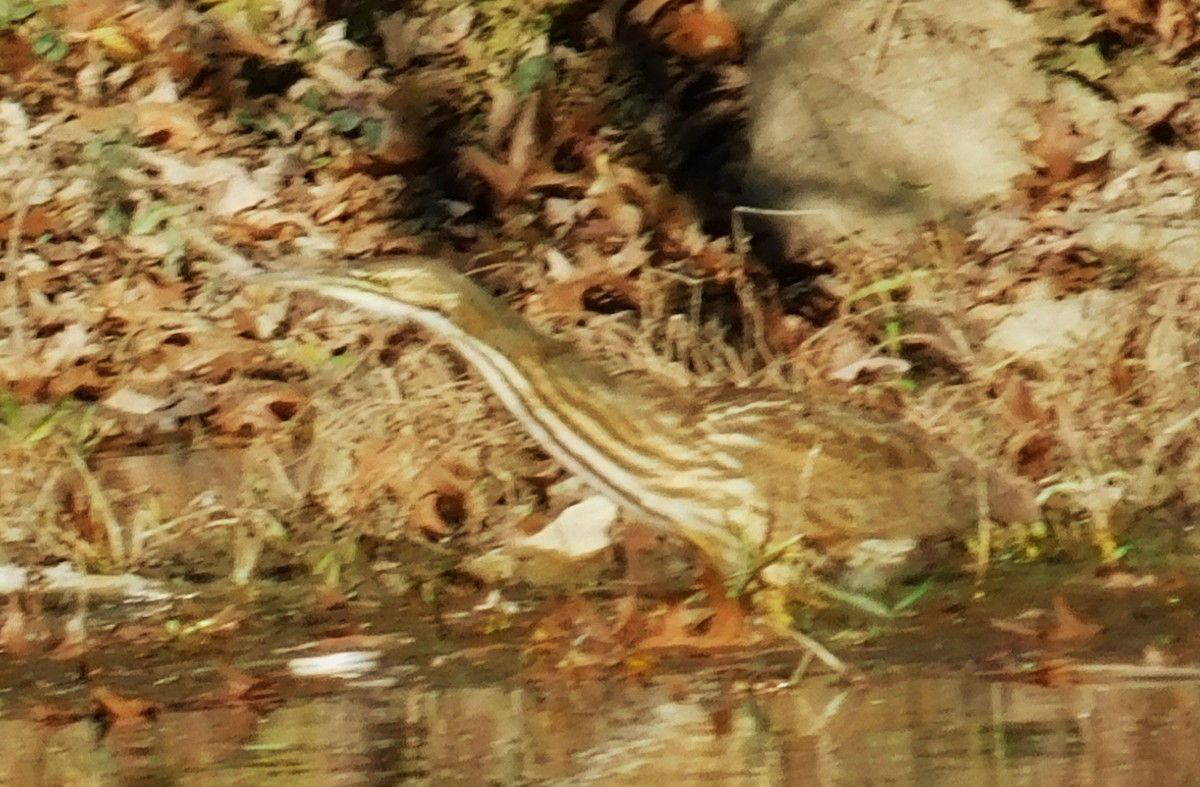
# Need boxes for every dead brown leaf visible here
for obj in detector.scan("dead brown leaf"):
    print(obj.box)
[378,11,424,69]
[543,197,580,234]
[0,35,35,75]
[607,595,644,644]
[50,605,89,661]
[216,661,269,702]
[408,455,479,538]
[483,82,520,153]
[311,634,393,652]
[1020,105,1108,205]
[640,568,747,650]
[536,266,641,315]
[462,147,525,206]
[1101,0,1198,59]
[1000,374,1048,427]
[1030,657,1083,686]
[465,88,587,207]
[1110,347,1135,395]
[0,205,65,239]
[990,617,1042,638]
[57,0,127,33]
[530,596,624,664]
[135,103,213,150]
[658,2,742,59]
[92,686,157,724]
[0,597,32,657]
[998,374,1059,479]
[628,0,677,26]
[102,386,172,416]
[1153,0,1196,59]
[314,583,349,611]
[209,383,307,437]
[1102,0,1155,29]
[1101,569,1157,588]
[1146,312,1187,377]
[1013,432,1058,483]
[207,605,251,635]
[1046,596,1103,642]
[1031,104,1092,182]
[372,87,430,166]
[638,603,708,650]
[30,703,79,726]
[349,437,406,508]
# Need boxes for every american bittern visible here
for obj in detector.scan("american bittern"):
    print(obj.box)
[259,259,1034,615]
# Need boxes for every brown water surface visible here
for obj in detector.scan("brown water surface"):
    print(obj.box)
[3,667,1199,785]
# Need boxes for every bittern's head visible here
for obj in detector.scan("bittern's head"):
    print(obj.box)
[254,257,524,338]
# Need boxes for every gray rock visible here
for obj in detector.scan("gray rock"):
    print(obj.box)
[726,0,1047,247]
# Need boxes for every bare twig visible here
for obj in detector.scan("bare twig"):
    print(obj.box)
[869,0,906,75]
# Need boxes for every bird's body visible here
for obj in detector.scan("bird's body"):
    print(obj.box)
[259,258,1033,596]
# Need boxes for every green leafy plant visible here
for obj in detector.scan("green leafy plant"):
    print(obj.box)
[0,393,101,452]
[0,0,38,29]
[32,28,66,60]
[0,0,68,60]
[81,128,138,234]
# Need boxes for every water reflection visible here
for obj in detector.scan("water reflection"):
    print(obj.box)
[2,674,1199,785]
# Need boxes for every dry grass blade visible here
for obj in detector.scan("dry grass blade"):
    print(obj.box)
[66,448,125,567]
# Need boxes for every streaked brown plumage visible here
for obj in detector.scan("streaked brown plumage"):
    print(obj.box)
[257,258,1035,596]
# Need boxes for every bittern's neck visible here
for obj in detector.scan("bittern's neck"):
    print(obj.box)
[424,304,674,515]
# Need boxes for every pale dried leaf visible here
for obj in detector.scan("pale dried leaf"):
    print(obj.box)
[984,291,1120,364]
[1121,91,1186,130]
[484,81,518,152]
[507,96,540,177]
[514,495,617,560]
[102,387,171,416]
[135,102,209,149]
[41,323,94,370]
[544,197,578,231]
[378,11,423,69]
[1145,314,1186,377]
[544,247,576,281]
[828,356,912,383]
[426,4,475,49]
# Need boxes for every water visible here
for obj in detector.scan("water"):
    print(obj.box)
[5,671,1198,785]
